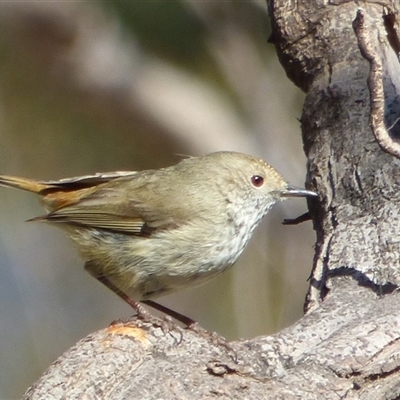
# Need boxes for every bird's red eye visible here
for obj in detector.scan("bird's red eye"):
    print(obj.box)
[251,175,264,187]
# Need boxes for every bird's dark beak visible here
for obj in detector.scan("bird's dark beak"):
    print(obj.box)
[280,184,317,198]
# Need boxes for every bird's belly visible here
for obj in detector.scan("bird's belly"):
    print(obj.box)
[67,224,251,301]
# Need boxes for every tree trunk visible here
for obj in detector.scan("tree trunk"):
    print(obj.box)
[24,1,400,399]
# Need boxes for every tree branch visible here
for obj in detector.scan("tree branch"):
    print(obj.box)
[354,8,400,159]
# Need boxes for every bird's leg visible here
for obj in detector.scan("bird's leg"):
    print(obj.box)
[142,300,196,327]
[143,300,235,358]
[144,300,234,356]
[92,276,234,356]
[95,275,154,322]
[95,276,195,329]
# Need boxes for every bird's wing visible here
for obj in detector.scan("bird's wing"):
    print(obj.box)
[34,172,181,236]
[38,171,138,188]
[37,208,147,234]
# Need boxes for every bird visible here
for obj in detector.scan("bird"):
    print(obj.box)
[0,152,316,325]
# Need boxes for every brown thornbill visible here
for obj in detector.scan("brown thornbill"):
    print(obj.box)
[0,152,316,324]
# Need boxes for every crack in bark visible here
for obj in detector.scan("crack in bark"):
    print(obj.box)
[306,233,333,312]
[326,266,398,295]
[328,150,338,229]
[354,165,364,193]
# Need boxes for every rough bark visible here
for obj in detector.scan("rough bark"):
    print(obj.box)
[23,0,400,399]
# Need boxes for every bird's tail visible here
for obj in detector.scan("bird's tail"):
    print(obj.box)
[0,175,48,194]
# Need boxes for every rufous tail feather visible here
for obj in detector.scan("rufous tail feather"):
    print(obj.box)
[0,175,48,194]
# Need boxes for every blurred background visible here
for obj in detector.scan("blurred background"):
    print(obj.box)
[0,1,314,398]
